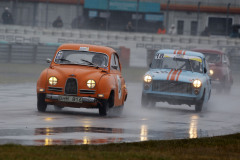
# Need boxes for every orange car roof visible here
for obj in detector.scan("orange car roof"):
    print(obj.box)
[57,44,116,56]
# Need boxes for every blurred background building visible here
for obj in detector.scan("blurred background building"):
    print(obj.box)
[0,0,240,36]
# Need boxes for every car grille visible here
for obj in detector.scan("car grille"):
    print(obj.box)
[65,78,78,95]
[48,87,63,92]
[152,80,192,94]
[80,89,96,94]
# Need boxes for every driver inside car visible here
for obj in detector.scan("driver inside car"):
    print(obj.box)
[92,54,107,67]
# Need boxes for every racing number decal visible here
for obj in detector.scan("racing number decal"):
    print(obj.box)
[117,75,122,99]
[155,53,164,59]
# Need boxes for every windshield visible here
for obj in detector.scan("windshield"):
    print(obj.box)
[151,53,203,73]
[54,50,108,68]
[203,53,221,63]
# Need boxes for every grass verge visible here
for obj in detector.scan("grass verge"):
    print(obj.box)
[0,133,240,160]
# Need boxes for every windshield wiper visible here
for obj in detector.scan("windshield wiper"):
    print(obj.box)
[58,58,72,63]
[80,59,99,68]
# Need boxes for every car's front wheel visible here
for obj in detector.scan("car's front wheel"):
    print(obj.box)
[195,90,205,112]
[37,93,47,112]
[141,93,149,107]
[141,93,155,108]
[98,99,110,116]
[195,102,203,112]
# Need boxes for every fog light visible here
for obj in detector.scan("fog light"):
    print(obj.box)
[98,94,104,98]
[194,89,200,95]
[144,84,150,90]
[39,88,45,92]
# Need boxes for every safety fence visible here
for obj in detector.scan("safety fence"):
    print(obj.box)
[0,43,57,64]
[0,25,240,69]
[1,25,240,46]
[0,42,130,66]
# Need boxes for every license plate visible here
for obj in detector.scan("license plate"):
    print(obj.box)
[58,96,82,103]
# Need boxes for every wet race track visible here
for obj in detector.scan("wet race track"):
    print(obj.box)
[0,82,240,145]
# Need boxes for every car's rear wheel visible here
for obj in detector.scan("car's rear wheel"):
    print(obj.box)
[37,93,47,112]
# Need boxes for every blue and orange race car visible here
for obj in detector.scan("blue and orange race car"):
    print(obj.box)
[142,49,211,112]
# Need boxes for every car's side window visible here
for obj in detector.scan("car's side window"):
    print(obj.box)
[205,59,209,74]
[114,54,120,70]
[223,54,229,65]
[111,53,120,70]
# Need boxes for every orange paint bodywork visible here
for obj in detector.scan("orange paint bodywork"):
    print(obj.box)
[37,44,128,109]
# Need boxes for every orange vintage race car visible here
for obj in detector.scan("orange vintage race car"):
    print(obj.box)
[36,44,128,116]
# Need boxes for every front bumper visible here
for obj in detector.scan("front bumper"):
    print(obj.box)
[46,94,97,103]
[143,93,199,105]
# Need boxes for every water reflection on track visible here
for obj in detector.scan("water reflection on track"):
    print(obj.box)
[0,83,240,145]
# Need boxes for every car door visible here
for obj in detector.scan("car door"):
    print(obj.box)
[110,53,125,106]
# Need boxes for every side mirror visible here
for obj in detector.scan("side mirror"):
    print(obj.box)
[46,58,52,63]
[204,68,207,74]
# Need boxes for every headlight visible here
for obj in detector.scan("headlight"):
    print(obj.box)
[49,76,57,85]
[144,75,152,83]
[193,79,202,88]
[87,80,96,88]
[209,69,214,76]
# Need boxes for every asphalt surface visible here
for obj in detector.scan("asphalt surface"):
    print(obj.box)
[0,82,240,145]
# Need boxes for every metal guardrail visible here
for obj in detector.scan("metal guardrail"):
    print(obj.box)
[0,25,240,70]
[0,43,58,64]
[0,42,130,67]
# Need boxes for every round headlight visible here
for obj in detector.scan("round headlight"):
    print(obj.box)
[49,76,57,85]
[209,69,214,76]
[193,79,202,88]
[144,75,152,83]
[87,80,96,88]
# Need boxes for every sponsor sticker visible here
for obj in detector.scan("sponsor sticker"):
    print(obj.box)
[55,51,63,59]
[79,47,89,51]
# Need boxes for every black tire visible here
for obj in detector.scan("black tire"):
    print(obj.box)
[98,99,110,116]
[141,93,149,108]
[208,89,211,101]
[141,93,155,108]
[37,93,47,112]
[195,102,203,112]
[149,101,156,108]
[195,90,205,112]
